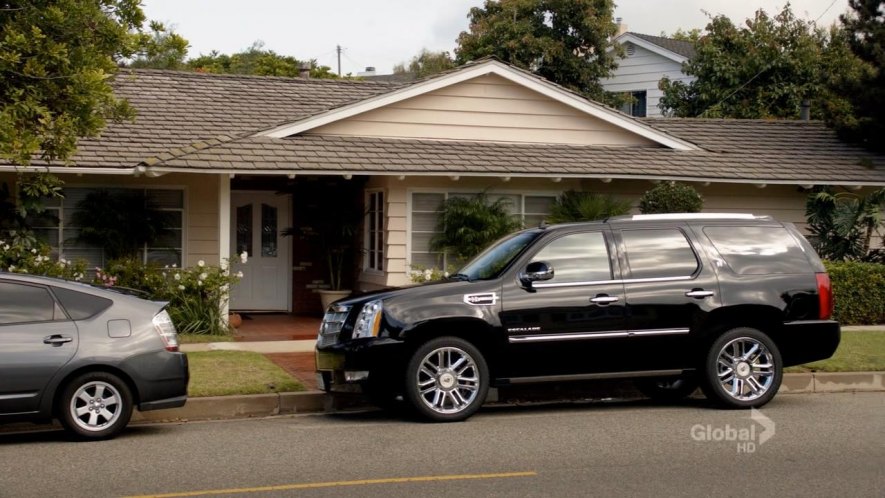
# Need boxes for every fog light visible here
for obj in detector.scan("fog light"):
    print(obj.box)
[345,371,370,382]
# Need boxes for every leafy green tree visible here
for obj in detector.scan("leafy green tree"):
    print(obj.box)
[0,0,144,166]
[187,42,337,78]
[455,0,621,101]
[806,187,885,261]
[431,193,521,266]
[127,20,190,70]
[393,49,456,78]
[664,28,703,43]
[831,0,884,151]
[547,190,631,223]
[659,5,861,120]
[638,182,703,214]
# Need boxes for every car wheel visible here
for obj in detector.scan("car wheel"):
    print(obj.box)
[404,337,489,422]
[701,327,782,408]
[635,375,699,402]
[59,372,133,440]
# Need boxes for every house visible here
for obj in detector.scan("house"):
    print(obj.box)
[603,31,696,117]
[2,58,883,314]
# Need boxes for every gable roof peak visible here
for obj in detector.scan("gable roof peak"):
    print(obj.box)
[617,32,696,60]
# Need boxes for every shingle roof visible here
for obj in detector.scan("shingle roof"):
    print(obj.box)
[627,32,696,59]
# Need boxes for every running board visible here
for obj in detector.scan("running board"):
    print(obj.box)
[499,369,692,385]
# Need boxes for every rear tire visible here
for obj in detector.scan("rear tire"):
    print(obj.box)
[700,328,782,408]
[404,337,489,422]
[59,372,133,440]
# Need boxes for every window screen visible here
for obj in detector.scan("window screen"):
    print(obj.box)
[622,229,698,279]
[531,232,611,283]
[703,226,810,275]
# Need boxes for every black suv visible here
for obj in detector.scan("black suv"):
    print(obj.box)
[316,214,839,421]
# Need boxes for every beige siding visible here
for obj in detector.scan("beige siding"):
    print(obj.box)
[309,74,658,147]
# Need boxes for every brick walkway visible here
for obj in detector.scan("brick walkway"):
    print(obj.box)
[266,352,319,390]
[232,313,321,342]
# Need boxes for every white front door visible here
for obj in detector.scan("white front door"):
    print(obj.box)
[230,192,291,311]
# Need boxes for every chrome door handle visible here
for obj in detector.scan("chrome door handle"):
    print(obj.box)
[590,295,620,304]
[685,290,715,298]
[43,335,72,345]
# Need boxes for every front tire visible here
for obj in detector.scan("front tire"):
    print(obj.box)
[701,328,782,408]
[404,337,489,422]
[59,372,133,440]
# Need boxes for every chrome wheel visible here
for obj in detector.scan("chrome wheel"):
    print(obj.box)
[69,381,123,433]
[415,346,481,415]
[716,337,775,402]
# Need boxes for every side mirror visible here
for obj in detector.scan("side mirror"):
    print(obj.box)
[519,261,554,288]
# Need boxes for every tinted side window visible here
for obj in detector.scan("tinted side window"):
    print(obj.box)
[532,232,611,283]
[52,287,113,320]
[704,226,811,275]
[0,282,63,324]
[622,229,698,279]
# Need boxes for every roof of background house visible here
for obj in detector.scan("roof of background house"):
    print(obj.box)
[4,67,883,185]
[624,32,696,59]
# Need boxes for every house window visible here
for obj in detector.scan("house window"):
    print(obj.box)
[30,187,185,269]
[409,191,556,271]
[365,190,384,271]
[620,90,647,117]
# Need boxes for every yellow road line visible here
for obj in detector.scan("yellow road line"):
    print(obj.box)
[124,471,538,498]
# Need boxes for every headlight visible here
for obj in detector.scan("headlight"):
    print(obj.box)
[352,300,383,339]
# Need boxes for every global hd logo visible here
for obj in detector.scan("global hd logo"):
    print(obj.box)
[690,408,775,454]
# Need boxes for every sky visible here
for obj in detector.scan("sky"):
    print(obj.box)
[141,0,850,76]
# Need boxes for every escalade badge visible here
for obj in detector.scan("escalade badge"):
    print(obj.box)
[463,293,498,306]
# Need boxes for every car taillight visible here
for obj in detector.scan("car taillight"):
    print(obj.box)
[816,273,834,320]
[152,310,180,352]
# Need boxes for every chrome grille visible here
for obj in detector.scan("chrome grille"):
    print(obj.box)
[318,305,350,347]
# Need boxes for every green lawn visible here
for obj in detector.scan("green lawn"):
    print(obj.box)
[179,333,235,344]
[187,351,305,397]
[786,330,885,373]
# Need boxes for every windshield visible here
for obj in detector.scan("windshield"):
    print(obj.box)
[455,230,541,281]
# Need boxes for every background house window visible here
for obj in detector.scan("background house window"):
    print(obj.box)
[620,90,647,117]
[409,191,555,271]
[365,190,384,271]
[31,187,185,269]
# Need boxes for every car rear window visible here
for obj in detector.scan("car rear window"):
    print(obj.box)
[703,226,811,275]
[51,287,113,320]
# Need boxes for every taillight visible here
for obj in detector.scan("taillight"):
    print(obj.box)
[152,310,180,352]
[816,273,834,320]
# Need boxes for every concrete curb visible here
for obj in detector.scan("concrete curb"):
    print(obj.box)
[129,372,885,424]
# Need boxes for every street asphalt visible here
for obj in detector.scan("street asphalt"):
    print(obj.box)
[0,392,882,497]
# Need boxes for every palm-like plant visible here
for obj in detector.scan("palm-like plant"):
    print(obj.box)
[430,193,520,267]
[547,190,632,223]
[71,190,172,261]
[806,187,885,261]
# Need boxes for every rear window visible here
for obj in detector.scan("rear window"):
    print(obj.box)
[621,229,699,279]
[51,287,113,320]
[703,226,811,275]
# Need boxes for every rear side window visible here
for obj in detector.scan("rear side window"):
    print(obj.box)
[531,231,612,283]
[0,282,65,324]
[703,226,811,275]
[52,287,113,320]
[621,229,699,279]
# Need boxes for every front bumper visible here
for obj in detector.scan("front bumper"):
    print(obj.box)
[315,338,406,393]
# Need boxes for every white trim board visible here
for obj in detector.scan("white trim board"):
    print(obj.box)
[611,33,691,64]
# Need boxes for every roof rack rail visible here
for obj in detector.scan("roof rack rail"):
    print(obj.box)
[628,213,770,221]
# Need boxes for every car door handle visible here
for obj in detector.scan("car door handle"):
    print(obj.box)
[43,335,73,346]
[590,295,620,304]
[685,290,715,299]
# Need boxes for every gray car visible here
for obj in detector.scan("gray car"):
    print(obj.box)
[0,272,189,439]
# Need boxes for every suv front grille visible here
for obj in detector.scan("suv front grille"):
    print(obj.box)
[318,305,350,347]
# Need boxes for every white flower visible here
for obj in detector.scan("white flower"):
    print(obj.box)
[172,264,177,268]
[178,284,185,290]
[240,251,248,263]
[8,265,15,272]
[444,272,450,277]
[198,260,205,267]
[199,272,208,280]
[197,280,203,286]
[236,271,244,278]
[220,259,228,270]
[3,245,9,251]
[220,284,229,292]
[30,248,37,254]
[174,273,181,280]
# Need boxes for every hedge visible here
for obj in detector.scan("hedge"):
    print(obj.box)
[825,261,885,325]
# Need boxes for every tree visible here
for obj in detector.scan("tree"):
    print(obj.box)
[430,193,520,267]
[805,187,885,261]
[187,42,338,78]
[455,0,621,101]
[547,190,631,223]
[664,28,703,43]
[0,0,145,166]
[659,5,862,120]
[127,21,190,70]
[393,49,456,78]
[832,0,884,151]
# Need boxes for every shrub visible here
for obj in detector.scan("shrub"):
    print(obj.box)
[430,192,520,268]
[547,190,632,223]
[0,238,87,280]
[638,182,703,214]
[409,264,447,283]
[825,260,885,325]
